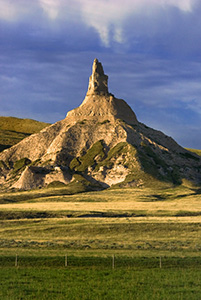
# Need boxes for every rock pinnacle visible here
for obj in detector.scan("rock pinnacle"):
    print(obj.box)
[87,58,109,95]
[67,58,138,125]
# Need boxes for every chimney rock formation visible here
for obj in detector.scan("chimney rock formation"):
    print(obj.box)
[67,59,138,125]
[87,58,109,95]
[0,59,201,191]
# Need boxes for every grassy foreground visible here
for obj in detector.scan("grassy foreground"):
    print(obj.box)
[1,185,201,299]
[1,256,201,300]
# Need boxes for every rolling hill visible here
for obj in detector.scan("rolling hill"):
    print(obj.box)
[0,116,50,152]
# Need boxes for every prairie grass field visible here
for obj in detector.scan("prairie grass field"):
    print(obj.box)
[1,185,201,299]
[1,255,201,299]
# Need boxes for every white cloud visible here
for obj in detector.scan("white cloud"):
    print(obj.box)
[0,0,196,43]
[0,0,16,20]
[0,0,32,21]
[39,0,61,19]
[164,0,194,11]
[75,0,196,45]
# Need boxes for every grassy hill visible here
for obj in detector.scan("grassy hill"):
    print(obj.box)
[0,116,50,152]
[185,148,201,156]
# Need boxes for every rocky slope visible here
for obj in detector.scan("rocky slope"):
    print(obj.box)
[0,59,201,191]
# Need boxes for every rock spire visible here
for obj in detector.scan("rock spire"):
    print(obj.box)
[66,58,138,125]
[87,58,109,95]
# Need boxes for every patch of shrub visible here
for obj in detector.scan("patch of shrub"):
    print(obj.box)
[46,181,67,188]
[13,157,31,173]
[69,157,80,171]
[100,120,110,124]
[78,119,87,125]
[0,160,7,170]
[175,211,201,217]
[76,140,106,172]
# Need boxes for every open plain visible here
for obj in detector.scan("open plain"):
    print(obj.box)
[1,185,201,299]
[1,185,201,252]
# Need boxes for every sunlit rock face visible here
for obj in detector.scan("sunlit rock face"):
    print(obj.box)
[67,58,138,125]
[87,58,109,95]
[0,59,201,191]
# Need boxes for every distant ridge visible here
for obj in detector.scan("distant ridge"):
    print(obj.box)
[0,116,49,152]
[185,148,201,157]
[0,59,201,192]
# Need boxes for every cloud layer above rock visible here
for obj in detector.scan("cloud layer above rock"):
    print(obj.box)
[0,0,201,148]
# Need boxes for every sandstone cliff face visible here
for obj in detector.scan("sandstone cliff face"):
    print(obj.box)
[0,59,201,191]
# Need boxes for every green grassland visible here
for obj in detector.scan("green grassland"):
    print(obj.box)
[1,256,201,300]
[1,185,201,252]
[0,116,49,152]
[1,185,201,298]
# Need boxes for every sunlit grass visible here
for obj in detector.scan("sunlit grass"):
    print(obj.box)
[1,216,201,252]
[186,148,201,156]
[0,116,49,152]
[1,185,201,299]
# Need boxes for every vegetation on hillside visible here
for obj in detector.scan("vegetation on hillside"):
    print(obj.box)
[186,148,201,156]
[0,116,201,192]
[0,116,49,152]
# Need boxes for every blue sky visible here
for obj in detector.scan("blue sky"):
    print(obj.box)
[0,0,201,148]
